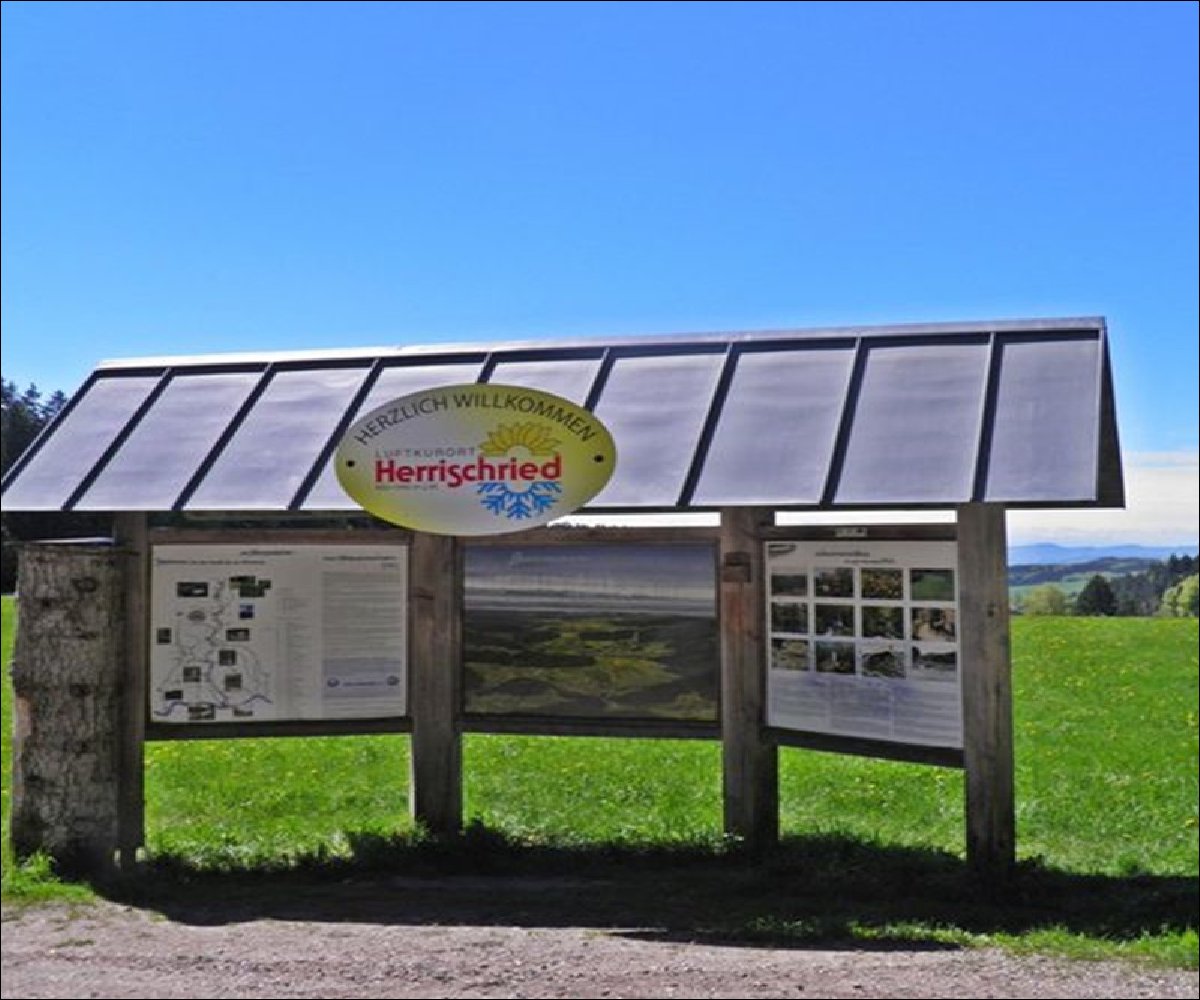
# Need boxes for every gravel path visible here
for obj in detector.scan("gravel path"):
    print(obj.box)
[4,894,1196,1000]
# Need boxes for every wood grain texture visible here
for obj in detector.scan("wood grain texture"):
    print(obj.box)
[956,503,1015,877]
[114,513,149,868]
[407,532,463,835]
[719,507,778,849]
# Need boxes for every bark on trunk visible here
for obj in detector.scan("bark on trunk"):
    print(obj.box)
[9,543,124,877]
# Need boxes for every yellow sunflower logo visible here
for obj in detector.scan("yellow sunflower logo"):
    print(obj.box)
[478,422,560,457]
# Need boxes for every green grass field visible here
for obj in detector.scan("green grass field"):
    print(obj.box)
[1,597,1196,965]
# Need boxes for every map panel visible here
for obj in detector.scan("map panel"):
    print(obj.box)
[150,544,407,723]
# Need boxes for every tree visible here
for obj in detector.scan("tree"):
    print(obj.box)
[1,380,55,469]
[1109,554,1199,616]
[1022,584,1070,616]
[1074,574,1118,616]
[1159,574,1199,618]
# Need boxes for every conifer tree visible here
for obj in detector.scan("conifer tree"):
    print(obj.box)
[1075,574,1118,616]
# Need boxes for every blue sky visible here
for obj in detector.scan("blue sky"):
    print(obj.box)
[2,1,1196,544]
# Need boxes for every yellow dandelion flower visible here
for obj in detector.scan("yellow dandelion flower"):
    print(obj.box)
[478,422,560,456]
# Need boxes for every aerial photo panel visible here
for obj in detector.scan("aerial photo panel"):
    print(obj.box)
[463,543,719,721]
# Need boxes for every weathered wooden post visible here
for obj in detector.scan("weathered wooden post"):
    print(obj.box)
[956,502,1015,877]
[407,531,463,835]
[719,507,778,850]
[9,542,124,877]
[113,512,149,869]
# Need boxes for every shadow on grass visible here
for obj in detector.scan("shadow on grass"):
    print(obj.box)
[76,826,1197,954]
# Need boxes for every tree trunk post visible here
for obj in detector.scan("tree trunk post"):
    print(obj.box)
[719,507,778,851]
[9,542,124,877]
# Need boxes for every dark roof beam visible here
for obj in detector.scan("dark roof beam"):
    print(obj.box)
[288,359,387,512]
[676,343,740,508]
[171,365,278,512]
[969,332,1003,503]
[818,338,869,508]
[62,369,177,511]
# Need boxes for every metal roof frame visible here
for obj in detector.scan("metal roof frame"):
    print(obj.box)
[2,317,1123,515]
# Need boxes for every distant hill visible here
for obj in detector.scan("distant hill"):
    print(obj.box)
[1007,550,1198,614]
[1009,543,1198,566]
[1009,556,1159,591]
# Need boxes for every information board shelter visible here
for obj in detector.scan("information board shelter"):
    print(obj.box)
[2,316,1123,876]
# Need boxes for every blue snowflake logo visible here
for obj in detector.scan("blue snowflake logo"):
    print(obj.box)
[477,481,562,519]
[474,422,565,520]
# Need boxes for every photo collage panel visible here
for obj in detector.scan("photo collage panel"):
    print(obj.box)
[766,547,959,682]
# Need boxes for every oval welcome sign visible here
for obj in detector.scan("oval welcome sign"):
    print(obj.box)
[336,384,617,535]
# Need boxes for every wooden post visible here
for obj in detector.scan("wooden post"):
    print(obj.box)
[113,512,148,869]
[9,542,124,877]
[956,503,1015,877]
[407,531,463,836]
[719,507,778,850]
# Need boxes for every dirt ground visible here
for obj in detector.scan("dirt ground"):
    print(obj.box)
[3,876,1197,1000]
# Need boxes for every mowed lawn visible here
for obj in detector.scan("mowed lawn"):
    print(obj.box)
[1,596,1197,962]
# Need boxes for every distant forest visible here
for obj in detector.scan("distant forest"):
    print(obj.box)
[1011,555,1198,617]
[1104,556,1197,615]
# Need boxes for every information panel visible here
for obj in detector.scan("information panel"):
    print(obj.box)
[150,544,407,723]
[765,540,961,748]
[464,543,718,720]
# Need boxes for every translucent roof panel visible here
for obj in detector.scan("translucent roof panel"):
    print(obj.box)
[1,375,161,511]
[186,366,370,510]
[692,345,857,505]
[301,361,484,510]
[74,372,262,511]
[357,361,488,413]
[589,351,725,506]
[484,356,602,404]
[835,339,990,504]
[984,336,1101,502]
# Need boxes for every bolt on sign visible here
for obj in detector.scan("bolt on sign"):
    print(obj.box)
[337,384,617,535]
